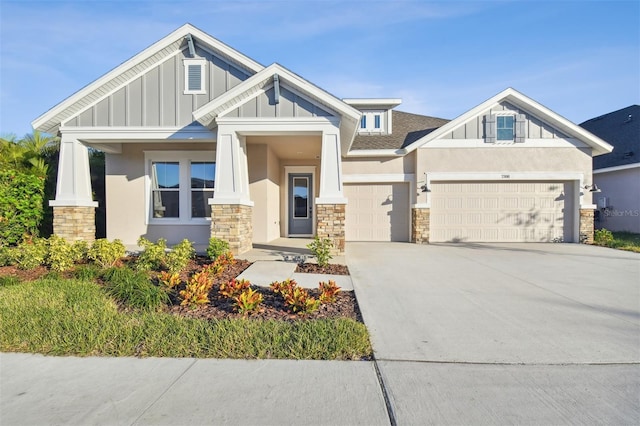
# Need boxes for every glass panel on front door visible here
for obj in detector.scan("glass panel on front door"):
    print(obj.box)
[293,177,309,219]
[288,173,313,235]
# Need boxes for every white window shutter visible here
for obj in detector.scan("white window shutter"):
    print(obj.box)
[485,114,496,143]
[515,114,526,143]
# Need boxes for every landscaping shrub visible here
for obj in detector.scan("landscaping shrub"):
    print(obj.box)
[135,238,194,273]
[0,246,12,266]
[46,235,77,272]
[0,169,45,245]
[10,238,47,270]
[88,239,125,268]
[234,288,263,314]
[307,236,333,267]
[207,237,230,260]
[219,278,250,299]
[594,228,615,247]
[135,237,167,271]
[165,239,194,273]
[102,267,168,310]
[179,271,214,308]
[157,271,181,290]
[319,280,341,304]
[271,279,320,315]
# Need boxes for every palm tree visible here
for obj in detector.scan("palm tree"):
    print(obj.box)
[0,131,59,177]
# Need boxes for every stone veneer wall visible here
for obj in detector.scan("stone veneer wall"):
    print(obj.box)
[411,208,430,244]
[52,206,96,243]
[316,204,345,255]
[579,208,595,244]
[210,204,253,255]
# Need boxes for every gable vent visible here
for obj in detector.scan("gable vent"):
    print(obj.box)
[188,64,202,91]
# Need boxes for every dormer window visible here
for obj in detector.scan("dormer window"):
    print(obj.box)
[359,111,385,132]
[184,59,206,94]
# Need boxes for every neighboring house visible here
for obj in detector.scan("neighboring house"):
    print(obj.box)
[580,106,640,233]
[32,24,613,254]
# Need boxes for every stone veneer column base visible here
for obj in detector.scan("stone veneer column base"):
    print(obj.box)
[411,208,430,244]
[579,208,595,244]
[316,204,345,255]
[210,204,253,255]
[52,206,96,243]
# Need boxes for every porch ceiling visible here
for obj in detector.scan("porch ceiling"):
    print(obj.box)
[246,135,321,160]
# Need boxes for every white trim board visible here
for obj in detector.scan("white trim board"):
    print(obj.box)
[419,138,590,149]
[593,163,640,174]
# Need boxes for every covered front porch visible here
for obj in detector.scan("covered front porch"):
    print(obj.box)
[210,121,349,255]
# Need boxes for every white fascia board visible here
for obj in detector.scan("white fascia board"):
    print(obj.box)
[216,117,339,134]
[403,87,613,156]
[32,23,264,132]
[593,162,640,174]
[346,149,407,157]
[60,126,217,141]
[419,138,590,149]
[195,63,360,124]
[342,98,402,108]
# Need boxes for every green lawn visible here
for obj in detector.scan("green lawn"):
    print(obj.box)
[594,230,640,253]
[0,278,371,360]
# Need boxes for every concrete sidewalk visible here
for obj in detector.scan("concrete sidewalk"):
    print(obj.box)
[1,353,389,426]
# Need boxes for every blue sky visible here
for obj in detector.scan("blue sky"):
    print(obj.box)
[1,0,638,137]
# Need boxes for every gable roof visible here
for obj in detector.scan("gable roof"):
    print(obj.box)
[193,63,362,155]
[403,87,614,156]
[32,24,264,134]
[579,105,640,169]
[351,111,449,150]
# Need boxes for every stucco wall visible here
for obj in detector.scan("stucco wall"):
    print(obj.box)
[342,152,415,175]
[594,166,640,233]
[105,142,214,246]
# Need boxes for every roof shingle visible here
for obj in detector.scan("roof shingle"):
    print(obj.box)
[351,110,449,150]
[580,105,640,169]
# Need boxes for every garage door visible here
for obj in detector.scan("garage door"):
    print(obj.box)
[344,183,410,241]
[430,181,574,243]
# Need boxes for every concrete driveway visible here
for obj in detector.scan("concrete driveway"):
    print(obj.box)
[347,242,640,424]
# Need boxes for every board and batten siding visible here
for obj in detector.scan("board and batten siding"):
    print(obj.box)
[64,46,250,128]
[224,85,334,119]
[441,101,569,140]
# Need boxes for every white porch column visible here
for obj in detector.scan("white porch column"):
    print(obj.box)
[49,135,97,242]
[316,130,347,204]
[50,135,97,208]
[210,127,252,206]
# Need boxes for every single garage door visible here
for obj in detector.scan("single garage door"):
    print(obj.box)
[344,183,410,241]
[430,181,574,243]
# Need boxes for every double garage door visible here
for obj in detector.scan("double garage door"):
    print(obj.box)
[344,180,574,243]
[430,181,574,243]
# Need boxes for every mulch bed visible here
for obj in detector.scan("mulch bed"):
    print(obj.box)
[295,263,350,275]
[1,257,362,323]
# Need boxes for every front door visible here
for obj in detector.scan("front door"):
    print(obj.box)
[288,173,313,235]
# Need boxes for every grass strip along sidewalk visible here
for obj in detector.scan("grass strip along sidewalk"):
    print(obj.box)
[0,278,371,360]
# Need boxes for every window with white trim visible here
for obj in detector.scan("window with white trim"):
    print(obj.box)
[146,152,215,224]
[485,113,526,143]
[183,59,206,94]
[358,110,385,132]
